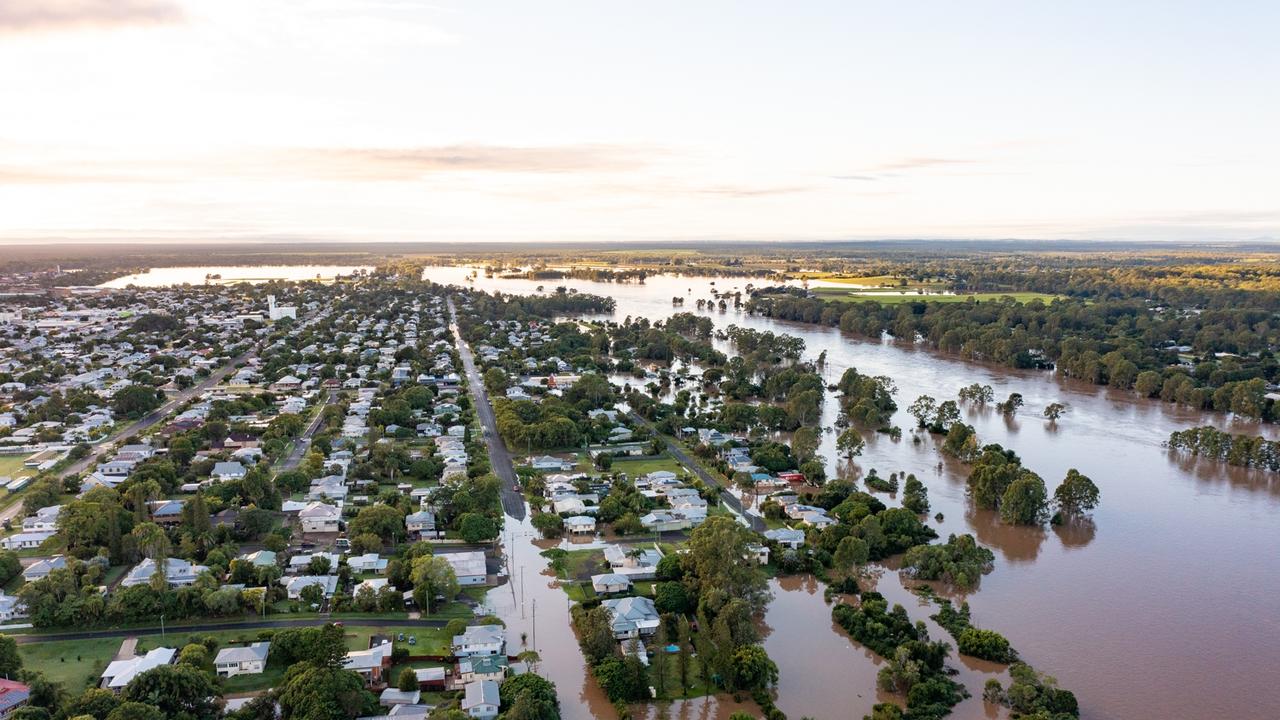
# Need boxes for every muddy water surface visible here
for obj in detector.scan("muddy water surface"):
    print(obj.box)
[435,267,1280,720]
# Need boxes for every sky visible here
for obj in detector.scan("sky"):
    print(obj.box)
[0,0,1277,244]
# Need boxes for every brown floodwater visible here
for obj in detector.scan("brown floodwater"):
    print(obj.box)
[431,267,1280,720]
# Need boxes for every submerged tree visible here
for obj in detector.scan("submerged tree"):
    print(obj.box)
[1053,469,1100,519]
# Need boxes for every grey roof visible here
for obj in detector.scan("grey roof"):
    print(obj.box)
[212,461,247,476]
[462,679,500,710]
[23,554,66,579]
[764,528,806,543]
[453,624,504,647]
[601,596,659,633]
[121,557,208,587]
[215,642,270,665]
[591,573,632,589]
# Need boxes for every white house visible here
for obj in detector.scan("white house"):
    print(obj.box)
[461,680,500,720]
[210,461,248,481]
[443,551,488,586]
[591,573,633,595]
[120,558,209,588]
[21,505,61,532]
[452,625,505,657]
[379,688,420,707]
[347,553,388,574]
[0,592,27,622]
[22,555,65,582]
[288,551,340,574]
[564,515,596,535]
[0,531,54,550]
[343,640,392,686]
[601,596,661,639]
[640,511,693,533]
[214,642,270,677]
[764,528,806,549]
[603,545,661,575]
[746,543,770,565]
[101,647,176,691]
[299,502,341,533]
[527,455,572,471]
[406,510,437,537]
[284,575,339,600]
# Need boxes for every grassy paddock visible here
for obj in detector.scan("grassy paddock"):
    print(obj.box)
[808,287,1064,304]
[610,454,686,478]
[17,636,122,689]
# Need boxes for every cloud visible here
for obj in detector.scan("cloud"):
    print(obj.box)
[694,185,812,198]
[0,143,657,185]
[830,156,977,182]
[0,166,144,184]
[0,0,183,34]
[271,143,653,179]
[866,156,974,173]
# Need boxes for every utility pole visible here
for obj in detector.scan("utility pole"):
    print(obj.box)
[531,599,537,652]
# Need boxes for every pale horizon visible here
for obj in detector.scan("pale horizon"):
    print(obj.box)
[2,0,1277,244]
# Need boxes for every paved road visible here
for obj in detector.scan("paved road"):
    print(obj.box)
[10,616,448,644]
[279,389,338,471]
[446,298,526,521]
[628,412,766,532]
[0,348,257,527]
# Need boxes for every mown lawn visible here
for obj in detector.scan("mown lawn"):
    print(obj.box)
[611,454,685,478]
[563,581,595,604]
[16,621,461,693]
[17,636,123,690]
[0,456,34,478]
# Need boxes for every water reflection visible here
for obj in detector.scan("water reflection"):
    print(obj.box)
[964,507,1048,564]
[1052,519,1097,550]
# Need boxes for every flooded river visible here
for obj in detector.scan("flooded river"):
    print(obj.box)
[105,263,1280,718]
[423,266,1280,720]
[99,264,373,287]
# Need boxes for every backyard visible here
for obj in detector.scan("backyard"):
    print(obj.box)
[16,623,458,694]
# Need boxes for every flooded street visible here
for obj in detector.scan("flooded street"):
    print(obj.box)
[446,266,1280,720]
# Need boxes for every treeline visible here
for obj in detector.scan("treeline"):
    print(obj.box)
[833,594,967,719]
[1166,425,1280,471]
[606,314,725,366]
[747,291,1280,421]
[722,325,805,364]
[502,267,650,283]
[461,287,616,320]
[927,596,1079,720]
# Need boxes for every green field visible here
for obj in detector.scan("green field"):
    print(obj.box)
[610,454,686,478]
[17,636,122,689]
[809,287,1063,304]
[803,274,946,289]
[17,623,457,694]
[0,456,34,478]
